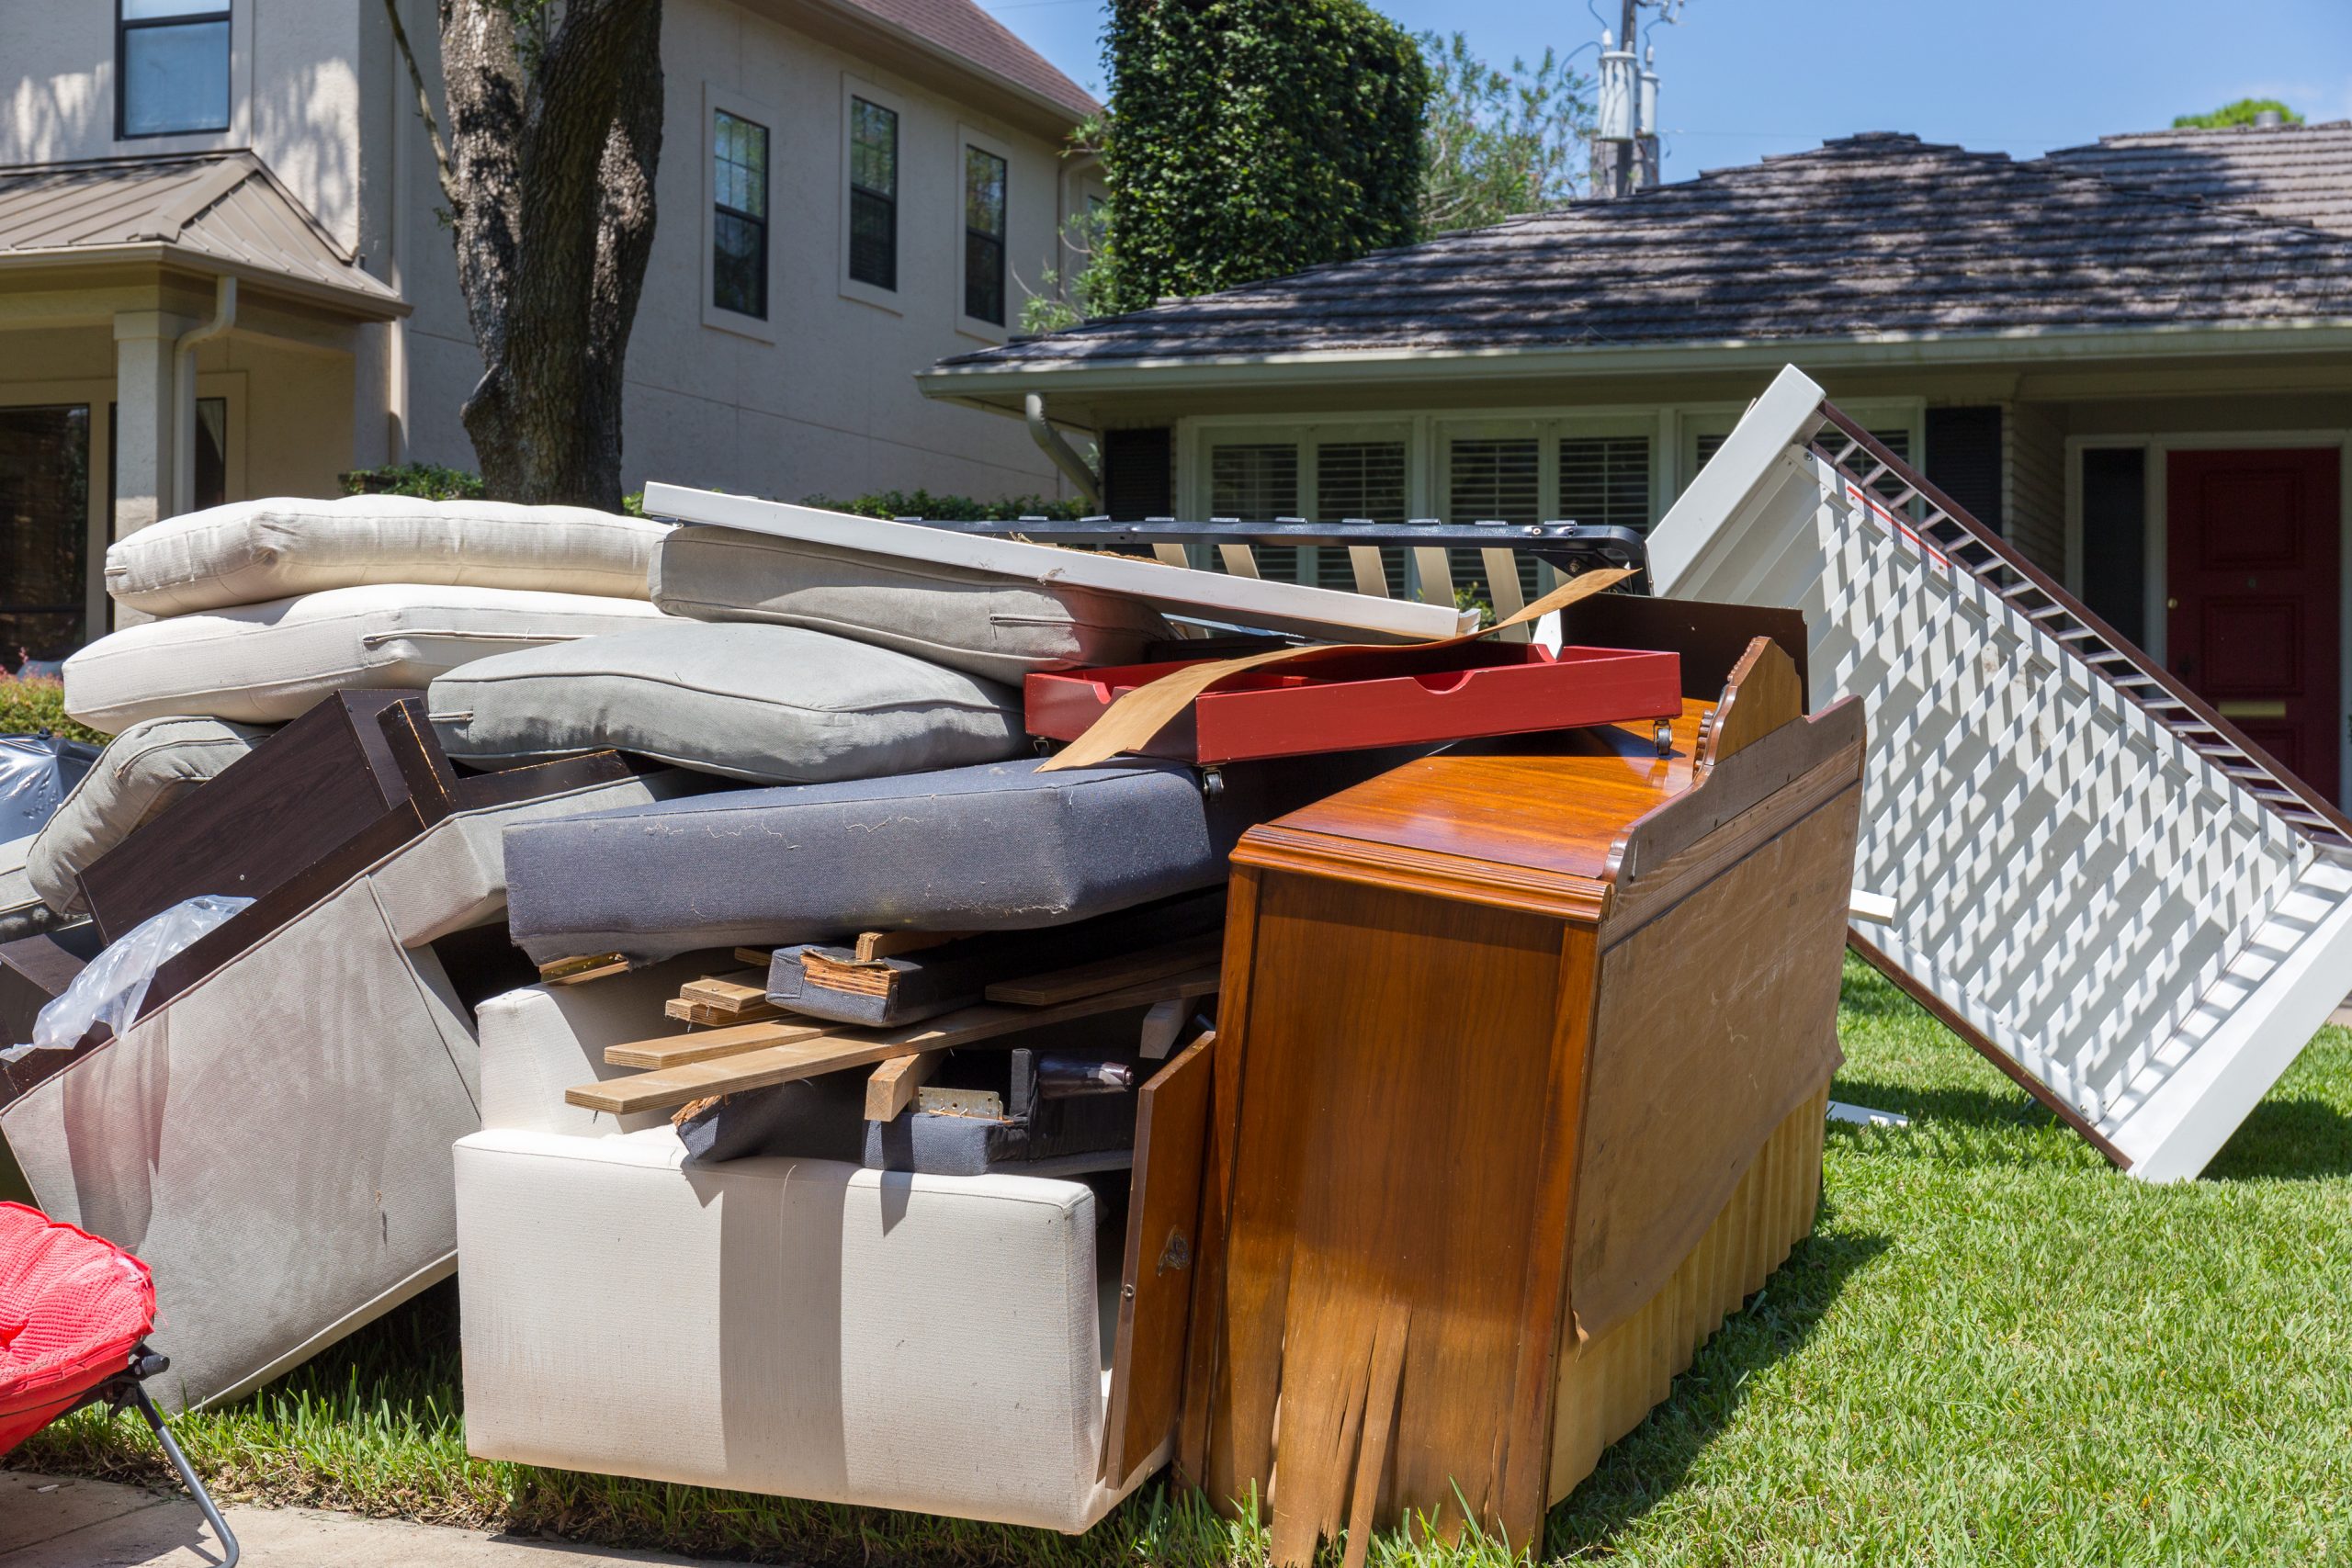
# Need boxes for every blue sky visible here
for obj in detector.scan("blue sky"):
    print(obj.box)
[980,0,2352,179]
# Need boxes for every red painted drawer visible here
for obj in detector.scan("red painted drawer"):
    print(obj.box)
[1024,643,1683,764]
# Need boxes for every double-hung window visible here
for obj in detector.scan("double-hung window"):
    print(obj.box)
[963,145,1008,328]
[119,0,231,139]
[848,97,899,292]
[712,109,769,320]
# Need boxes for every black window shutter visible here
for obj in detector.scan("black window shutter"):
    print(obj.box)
[1101,427,1174,521]
[1924,406,2004,535]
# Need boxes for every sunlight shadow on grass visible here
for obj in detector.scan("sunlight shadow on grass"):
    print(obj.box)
[2201,1095,2352,1182]
[1542,1209,1889,1557]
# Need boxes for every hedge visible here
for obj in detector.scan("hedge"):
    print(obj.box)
[0,673,106,744]
[1096,0,1430,314]
[802,491,1088,523]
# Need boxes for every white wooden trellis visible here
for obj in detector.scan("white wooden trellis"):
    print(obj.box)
[1649,366,2352,1181]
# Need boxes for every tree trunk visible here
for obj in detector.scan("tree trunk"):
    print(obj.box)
[434,0,663,510]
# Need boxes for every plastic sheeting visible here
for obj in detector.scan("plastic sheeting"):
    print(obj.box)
[0,735,99,844]
[6,895,252,1059]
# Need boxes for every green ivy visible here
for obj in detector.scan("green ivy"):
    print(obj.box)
[1095,0,1430,316]
[803,491,1088,523]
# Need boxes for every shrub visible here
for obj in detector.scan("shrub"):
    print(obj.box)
[1095,0,1430,315]
[338,462,488,502]
[802,491,1089,523]
[0,672,106,744]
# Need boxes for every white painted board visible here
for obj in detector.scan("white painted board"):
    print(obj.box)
[640,483,1476,645]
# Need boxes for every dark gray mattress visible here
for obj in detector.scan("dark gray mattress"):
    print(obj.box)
[501,753,1401,964]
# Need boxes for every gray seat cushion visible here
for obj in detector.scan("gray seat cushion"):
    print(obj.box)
[502,751,1405,964]
[428,621,1025,784]
[650,525,1173,684]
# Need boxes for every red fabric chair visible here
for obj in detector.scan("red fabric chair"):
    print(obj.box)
[0,1202,238,1562]
[0,1202,155,1453]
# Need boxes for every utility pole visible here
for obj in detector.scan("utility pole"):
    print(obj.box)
[1616,0,1637,197]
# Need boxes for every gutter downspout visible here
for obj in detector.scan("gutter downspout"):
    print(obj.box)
[1025,392,1101,505]
[173,275,236,515]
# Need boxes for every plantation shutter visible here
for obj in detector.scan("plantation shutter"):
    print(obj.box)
[1209,443,1301,579]
[1315,441,1408,593]
[1557,435,1652,533]
[1446,437,1542,608]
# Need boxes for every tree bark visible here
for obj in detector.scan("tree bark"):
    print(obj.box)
[429,0,663,509]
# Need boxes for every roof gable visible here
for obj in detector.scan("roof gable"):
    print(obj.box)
[940,132,2352,374]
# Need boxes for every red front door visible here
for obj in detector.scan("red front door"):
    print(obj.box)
[2166,447,2341,801]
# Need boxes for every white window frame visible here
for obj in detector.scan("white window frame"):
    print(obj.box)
[840,73,904,316]
[114,0,250,152]
[703,82,777,343]
[955,122,1016,344]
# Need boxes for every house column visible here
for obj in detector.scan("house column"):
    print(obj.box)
[112,310,194,544]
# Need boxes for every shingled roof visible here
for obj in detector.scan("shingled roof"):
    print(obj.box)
[835,0,1098,121]
[2042,120,2352,237]
[0,150,405,318]
[934,132,2352,374]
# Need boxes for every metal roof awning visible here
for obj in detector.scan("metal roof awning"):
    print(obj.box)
[0,151,407,321]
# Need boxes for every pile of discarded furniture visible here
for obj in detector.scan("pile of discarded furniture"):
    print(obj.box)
[0,472,1858,1557]
[5,374,2325,1557]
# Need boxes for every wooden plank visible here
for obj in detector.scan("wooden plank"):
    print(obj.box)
[1340,1302,1411,1568]
[665,996,786,1027]
[1103,1032,1217,1483]
[605,1017,831,1070]
[679,970,770,1011]
[864,1050,943,1121]
[985,935,1223,1007]
[734,947,774,968]
[854,929,968,962]
[541,953,630,987]
[575,964,1221,1116]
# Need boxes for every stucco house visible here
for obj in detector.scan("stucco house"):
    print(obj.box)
[0,0,1101,669]
[923,123,2352,809]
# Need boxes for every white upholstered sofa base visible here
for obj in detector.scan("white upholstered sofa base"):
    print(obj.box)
[455,979,1162,1534]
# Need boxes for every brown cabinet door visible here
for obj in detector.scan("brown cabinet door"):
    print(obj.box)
[2166,447,2341,799]
[1102,1031,1215,1483]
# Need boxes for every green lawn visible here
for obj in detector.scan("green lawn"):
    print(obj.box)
[22,957,2352,1566]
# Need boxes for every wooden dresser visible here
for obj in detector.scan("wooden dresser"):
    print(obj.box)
[1182,637,1865,1564]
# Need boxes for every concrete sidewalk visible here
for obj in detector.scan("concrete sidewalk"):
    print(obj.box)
[0,1472,724,1567]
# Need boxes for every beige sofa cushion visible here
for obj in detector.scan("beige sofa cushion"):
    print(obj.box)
[25,716,272,917]
[62,584,668,730]
[107,495,669,616]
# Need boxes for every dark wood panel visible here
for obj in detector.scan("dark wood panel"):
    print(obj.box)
[1104,1031,1216,1482]
[80,691,425,940]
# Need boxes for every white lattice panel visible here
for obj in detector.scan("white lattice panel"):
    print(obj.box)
[1652,367,2352,1180]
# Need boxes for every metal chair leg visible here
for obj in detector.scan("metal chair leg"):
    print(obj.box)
[126,1382,239,1567]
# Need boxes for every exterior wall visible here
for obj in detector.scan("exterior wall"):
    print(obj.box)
[3,1,1078,504]
[0,2,366,249]
[2005,400,2067,576]
[377,0,1079,503]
